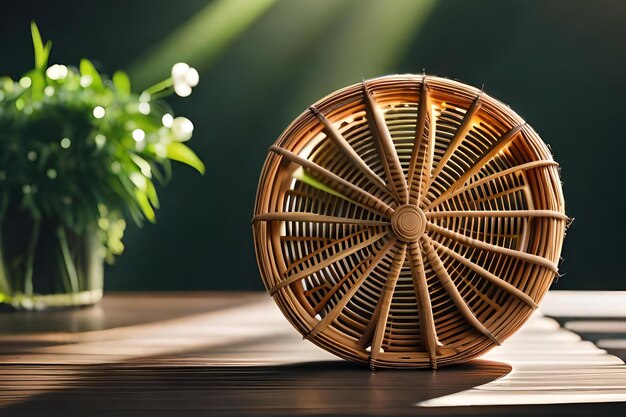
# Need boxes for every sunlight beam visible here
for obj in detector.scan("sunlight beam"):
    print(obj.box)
[128,0,277,86]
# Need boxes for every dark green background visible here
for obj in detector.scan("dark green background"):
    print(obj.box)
[1,0,624,291]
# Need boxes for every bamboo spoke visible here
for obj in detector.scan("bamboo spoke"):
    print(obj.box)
[469,184,528,207]
[270,146,394,217]
[303,282,330,298]
[422,239,501,345]
[270,229,387,295]
[427,222,558,272]
[306,239,397,340]
[363,82,408,204]
[309,106,392,198]
[323,256,376,316]
[407,241,439,368]
[426,236,538,309]
[426,209,568,221]
[282,228,375,279]
[427,124,526,209]
[254,74,568,369]
[253,212,389,226]
[356,298,383,348]
[427,160,558,210]
[369,242,407,366]
[428,94,482,188]
[408,80,436,207]
[292,170,394,224]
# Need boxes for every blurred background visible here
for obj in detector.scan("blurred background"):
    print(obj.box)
[0,0,624,291]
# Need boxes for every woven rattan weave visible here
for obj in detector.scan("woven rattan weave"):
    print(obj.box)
[252,74,567,369]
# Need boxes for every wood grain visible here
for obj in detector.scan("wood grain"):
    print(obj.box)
[0,292,625,416]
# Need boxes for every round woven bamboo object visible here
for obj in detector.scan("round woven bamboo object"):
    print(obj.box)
[252,74,567,369]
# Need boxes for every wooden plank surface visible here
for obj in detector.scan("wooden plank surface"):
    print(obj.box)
[0,291,625,416]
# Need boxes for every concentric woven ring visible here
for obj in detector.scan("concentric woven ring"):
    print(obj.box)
[252,74,567,369]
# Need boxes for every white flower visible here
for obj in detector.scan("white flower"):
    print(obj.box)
[80,75,93,88]
[132,129,146,142]
[19,77,32,88]
[93,106,106,119]
[138,102,150,115]
[170,117,194,142]
[171,62,199,97]
[161,113,174,128]
[46,64,68,81]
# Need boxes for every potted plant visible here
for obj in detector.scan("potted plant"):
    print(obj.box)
[0,23,204,310]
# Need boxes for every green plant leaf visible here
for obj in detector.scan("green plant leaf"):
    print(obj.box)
[124,200,145,227]
[130,154,152,178]
[146,179,160,209]
[166,142,205,174]
[2,23,206,264]
[134,190,155,223]
[149,159,171,184]
[30,22,51,71]
[79,59,103,90]
[25,69,45,100]
[293,167,356,205]
[113,71,131,96]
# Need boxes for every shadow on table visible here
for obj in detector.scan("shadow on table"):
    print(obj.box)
[1,359,512,417]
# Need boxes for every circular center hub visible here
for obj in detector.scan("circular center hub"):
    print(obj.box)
[391,204,426,242]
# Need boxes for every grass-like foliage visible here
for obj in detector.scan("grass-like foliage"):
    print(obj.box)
[0,23,204,266]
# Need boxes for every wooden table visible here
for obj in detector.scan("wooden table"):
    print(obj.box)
[1,291,626,416]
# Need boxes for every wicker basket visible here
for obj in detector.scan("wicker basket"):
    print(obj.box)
[252,74,568,369]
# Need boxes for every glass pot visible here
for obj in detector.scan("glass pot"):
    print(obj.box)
[0,209,103,310]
